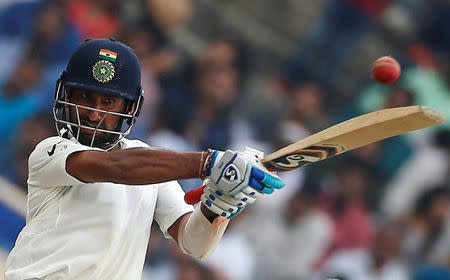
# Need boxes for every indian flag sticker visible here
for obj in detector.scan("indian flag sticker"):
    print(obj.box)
[99,49,117,62]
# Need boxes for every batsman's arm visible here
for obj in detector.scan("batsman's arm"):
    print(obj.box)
[67,148,221,223]
[66,148,205,185]
[66,147,283,219]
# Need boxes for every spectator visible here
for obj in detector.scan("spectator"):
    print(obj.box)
[335,85,416,188]
[28,0,81,65]
[185,60,238,150]
[315,222,409,280]
[175,259,216,280]
[372,86,415,181]
[198,36,250,90]
[141,226,176,280]
[67,0,121,39]
[0,56,43,181]
[257,81,329,207]
[0,0,81,83]
[280,81,329,135]
[12,113,54,189]
[119,27,167,140]
[403,185,450,267]
[0,201,25,259]
[181,37,251,151]
[247,179,332,280]
[354,66,450,132]
[145,0,192,36]
[158,35,250,143]
[280,0,392,90]
[0,1,41,38]
[317,160,376,266]
[204,213,255,280]
[26,1,83,111]
[416,0,450,63]
[143,230,219,280]
[122,0,192,47]
[382,129,450,219]
[0,0,40,83]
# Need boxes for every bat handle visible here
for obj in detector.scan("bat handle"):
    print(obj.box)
[184,185,206,204]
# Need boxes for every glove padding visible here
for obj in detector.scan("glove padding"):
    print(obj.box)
[201,180,247,218]
[203,148,285,218]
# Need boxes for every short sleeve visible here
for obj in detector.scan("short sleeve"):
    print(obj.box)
[153,181,194,238]
[27,136,103,188]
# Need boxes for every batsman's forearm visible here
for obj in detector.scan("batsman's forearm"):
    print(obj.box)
[104,148,203,184]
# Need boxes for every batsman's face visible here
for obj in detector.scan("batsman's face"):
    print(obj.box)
[67,88,127,146]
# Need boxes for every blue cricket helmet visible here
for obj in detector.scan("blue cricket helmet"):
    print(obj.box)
[53,38,144,150]
[63,38,142,101]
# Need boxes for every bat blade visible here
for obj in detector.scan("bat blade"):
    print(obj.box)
[263,105,445,171]
[185,106,445,204]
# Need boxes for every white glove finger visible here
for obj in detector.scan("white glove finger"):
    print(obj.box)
[242,186,265,198]
[233,191,256,204]
[201,194,231,218]
[204,188,239,214]
[207,184,247,208]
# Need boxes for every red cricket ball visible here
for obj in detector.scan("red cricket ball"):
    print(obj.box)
[371,56,401,84]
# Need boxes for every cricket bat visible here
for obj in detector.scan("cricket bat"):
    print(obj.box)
[185,105,445,204]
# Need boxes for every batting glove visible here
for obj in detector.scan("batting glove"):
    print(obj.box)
[201,148,285,218]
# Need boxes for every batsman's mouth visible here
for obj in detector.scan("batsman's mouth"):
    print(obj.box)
[80,124,106,135]
[81,127,97,134]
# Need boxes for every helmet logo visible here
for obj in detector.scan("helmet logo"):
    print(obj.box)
[99,49,117,62]
[92,60,115,83]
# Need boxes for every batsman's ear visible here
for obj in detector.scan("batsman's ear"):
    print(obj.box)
[125,88,144,125]
[134,88,144,117]
[126,101,137,115]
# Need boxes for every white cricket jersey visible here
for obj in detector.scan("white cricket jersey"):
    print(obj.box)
[5,136,194,280]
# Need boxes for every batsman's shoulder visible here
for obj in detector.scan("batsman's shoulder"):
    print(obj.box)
[32,136,72,153]
[28,136,74,164]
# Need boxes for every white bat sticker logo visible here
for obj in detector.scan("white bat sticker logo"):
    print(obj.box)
[275,154,321,168]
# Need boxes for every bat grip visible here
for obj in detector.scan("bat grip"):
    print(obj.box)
[184,185,206,204]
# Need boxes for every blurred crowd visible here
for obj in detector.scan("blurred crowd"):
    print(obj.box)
[0,0,449,280]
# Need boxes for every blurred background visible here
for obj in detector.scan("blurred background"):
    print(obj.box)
[0,0,449,279]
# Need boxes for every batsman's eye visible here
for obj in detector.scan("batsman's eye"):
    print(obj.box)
[103,97,116,105]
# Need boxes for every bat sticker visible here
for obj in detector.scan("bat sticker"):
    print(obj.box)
[265,144,345,171]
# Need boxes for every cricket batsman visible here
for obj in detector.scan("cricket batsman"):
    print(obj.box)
[4,38,284,279]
